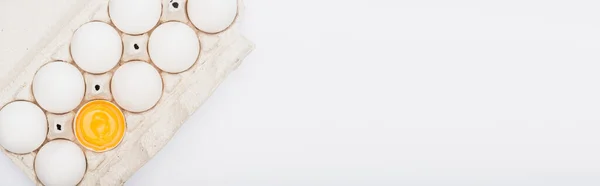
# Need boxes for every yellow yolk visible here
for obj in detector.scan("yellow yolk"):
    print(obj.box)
[74,100,125,152]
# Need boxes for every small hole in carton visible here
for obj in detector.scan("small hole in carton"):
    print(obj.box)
[56,124,62,131]
[133,43,140,50]
[172,2,179,9]
[95,85,100,91]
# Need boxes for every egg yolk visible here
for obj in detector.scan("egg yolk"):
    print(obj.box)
[74,100,125,152]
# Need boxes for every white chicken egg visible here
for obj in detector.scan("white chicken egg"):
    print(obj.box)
[0,101,47,154]
[71,22,123,74]
[187,0,237,33]
[111,61,163,112]
[33,62,85,113]
[109,0,162,35]
[35,140,86,186]
[148,22,200,73]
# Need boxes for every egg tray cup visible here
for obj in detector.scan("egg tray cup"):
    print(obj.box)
[0,0,253,185]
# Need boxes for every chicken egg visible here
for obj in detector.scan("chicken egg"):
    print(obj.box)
[74,100,126,152]
[111,61,163,112]
[0,101,47,154]
[33,62,85,113]
[109,0,162,35]
[187,0,237,33]
[148,22,200,73]
[35,140,86,186]
[71,22,123,74]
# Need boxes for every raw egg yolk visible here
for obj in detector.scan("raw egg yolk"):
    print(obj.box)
[74,100,125,152]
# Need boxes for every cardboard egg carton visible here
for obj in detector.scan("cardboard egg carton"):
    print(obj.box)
[0,0,253,185]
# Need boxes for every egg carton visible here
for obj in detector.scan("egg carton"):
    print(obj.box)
[0,0,253,185]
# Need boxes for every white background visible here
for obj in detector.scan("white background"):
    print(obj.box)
[3,0,600,185]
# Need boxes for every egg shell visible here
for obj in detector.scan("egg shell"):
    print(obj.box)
[109,0,162,35]
[71,22,123,74]
[149,21,200,73]
[35,140,86,186]
[33,62,85,113]
[111,61,163,112]
[187,0,237,33]
[0,101,47,154]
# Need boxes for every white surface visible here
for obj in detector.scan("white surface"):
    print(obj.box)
[187,0,237,33]
[35,140,86,186]
[111,61,163,112]
[109,0,162,34]
[33,62,85,113]
[71,22,123,74]
[148,22,199,73]
[3,0,600,185]
[0,101,47,154]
